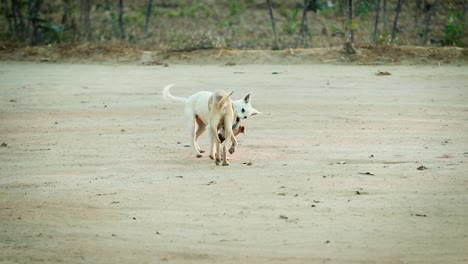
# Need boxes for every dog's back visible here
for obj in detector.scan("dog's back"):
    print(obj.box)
[209,90,232,110]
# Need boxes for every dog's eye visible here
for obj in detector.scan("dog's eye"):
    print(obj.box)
[241,108,245,113]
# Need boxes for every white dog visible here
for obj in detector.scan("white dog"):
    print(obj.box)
[207,90,236,166]
[163,85,260,157]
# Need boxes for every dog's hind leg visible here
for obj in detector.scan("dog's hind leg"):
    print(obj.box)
[195,115,206,154]
[189,117,203,158]
[208,124,221,164]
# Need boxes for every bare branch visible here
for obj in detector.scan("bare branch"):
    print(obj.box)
[266,0,280,50]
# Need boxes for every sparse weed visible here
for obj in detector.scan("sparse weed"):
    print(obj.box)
[281,6,301,35]
[170,31,225,52]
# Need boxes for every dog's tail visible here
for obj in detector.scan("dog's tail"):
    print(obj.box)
[162,84,188,104]
[217,91,234,109]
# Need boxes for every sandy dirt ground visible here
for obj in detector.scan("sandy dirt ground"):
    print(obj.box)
[1,61,467,263]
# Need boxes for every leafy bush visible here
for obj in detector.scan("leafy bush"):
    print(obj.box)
[42,21,66,44]
[442,13,465,47]
[354,0,373,17]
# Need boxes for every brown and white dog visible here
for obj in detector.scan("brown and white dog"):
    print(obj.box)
[207,90,237,166]
[217,121,245,164]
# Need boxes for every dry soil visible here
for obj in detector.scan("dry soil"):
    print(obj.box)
[1,61,467,263]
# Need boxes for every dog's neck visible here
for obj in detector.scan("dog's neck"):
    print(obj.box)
[230,102,240,129]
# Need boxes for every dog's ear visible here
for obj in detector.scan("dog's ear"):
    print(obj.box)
[251,108,261,116]
[243,93,252,104]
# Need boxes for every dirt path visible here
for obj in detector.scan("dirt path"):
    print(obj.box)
[1,61,467,263]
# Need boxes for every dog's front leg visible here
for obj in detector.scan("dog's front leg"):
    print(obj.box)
[224,123,237,155]
[221,141,229,166]
[221,123,232,166]
[215,138,226,166]
[229,133,238,155]
[208,124,215,159]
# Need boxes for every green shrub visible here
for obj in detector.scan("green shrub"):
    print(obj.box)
[442,13,464,47]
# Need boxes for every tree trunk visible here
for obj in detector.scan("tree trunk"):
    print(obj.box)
[118,0,125,39]
[421,0,436,46]
[348,0,354,43]
[382,0,387,30]
[300,0,310,48]
[144,0,153,36]
[237,0,243,25]
[82,0,91,40]
[390,0,404,44]
[462,0,468,19]
[11,0,19,39]
[414,0,421,28]
[27,0,32,40]
[463,0,466,28]
[12,0,26,40]
[28,0,42,45]
[62,0,77,41]
[29,0,44,45]
[266,0,280,50]
[79,0,83,25]
[62,0,69,29]
[372,0,381,44]
[2,0,13,37]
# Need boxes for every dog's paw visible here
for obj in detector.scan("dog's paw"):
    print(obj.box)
[229,147,236,154]
[222,162,230,166]
[199,149,205,153]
